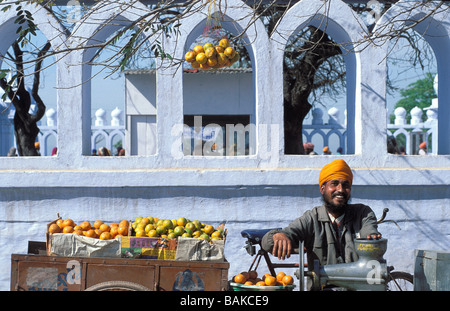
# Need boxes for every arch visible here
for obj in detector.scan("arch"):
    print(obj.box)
[173,0,271,158]
[375,0,450,154]
[70,0,152,155]
[271,0,368,155]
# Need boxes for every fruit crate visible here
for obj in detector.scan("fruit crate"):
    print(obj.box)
[11,253,229,291]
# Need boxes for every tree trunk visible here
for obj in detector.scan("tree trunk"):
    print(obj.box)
[0,41,50,156]
[283,27,342,154]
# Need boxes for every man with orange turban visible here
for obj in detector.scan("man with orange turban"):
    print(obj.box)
[262,159,381,266]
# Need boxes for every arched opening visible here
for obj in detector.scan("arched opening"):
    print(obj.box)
[386,29,438,155]
[182,13,255,157]
[0,27,57,156]
[283,23,351,155]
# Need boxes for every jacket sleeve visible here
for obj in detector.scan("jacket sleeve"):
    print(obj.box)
[261,211,312,253]
[356,205,381,238]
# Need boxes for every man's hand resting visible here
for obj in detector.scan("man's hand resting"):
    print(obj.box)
[271,232,292,260]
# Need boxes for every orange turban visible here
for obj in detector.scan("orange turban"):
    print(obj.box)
[319,159,353,186]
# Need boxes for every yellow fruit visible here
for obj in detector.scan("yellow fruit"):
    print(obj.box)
[195,53,207,64]
[205,47,216,58]
[199,233,211,241]
[147,229,158,238]
[167,232,177,239]
[217,53,228,66]
[185,50,196,62]
[156,225,167,236]
[191,61,200,69]
[174,226,185,236]
[203,224,214,235]
[134,216,143,224]
[219,38,230,48]
[211,230,222,239]
[177,217,188,227]
[162,219,173,229]
[135,229,145,237]
[140,218,150,226]
[203,42,214,51]
[224,47,236,59]
[146,217,155,224]
[199,63,210,70]
[230,52,240,63]
[206,57,218,67]
[193,45,204,54]
[215,45,225,54]
[144,223,155,233]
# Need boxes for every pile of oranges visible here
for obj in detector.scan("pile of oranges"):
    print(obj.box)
[48,218,130,240]
[184,38,239,70]
[232,270,294,287]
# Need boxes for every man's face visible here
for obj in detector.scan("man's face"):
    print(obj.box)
[320,178,351,215]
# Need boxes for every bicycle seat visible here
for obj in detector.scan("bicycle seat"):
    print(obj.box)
[241,228,280,245]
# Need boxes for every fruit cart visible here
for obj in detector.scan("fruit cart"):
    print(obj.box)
[11,250,229,291]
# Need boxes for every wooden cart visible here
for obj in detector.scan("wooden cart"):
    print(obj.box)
[11,253,229,291]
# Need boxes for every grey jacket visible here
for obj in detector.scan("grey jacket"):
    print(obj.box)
[261,204,380,266]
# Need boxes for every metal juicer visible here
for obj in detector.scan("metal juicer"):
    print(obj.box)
[299,238,389,291]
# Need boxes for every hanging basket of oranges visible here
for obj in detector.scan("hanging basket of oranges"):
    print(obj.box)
[184,0,239,70]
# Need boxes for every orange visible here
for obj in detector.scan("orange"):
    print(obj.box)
[80,221,91,231]
[203,42,214,50]
[94,229,103,238]
[110,226,119,238]
[206,57,218,67]
[215,45,224,54]
[56,219,64,229]
[94,220,103,229]
[73,225,82,231]
[147,229,158,238]
[219,38,230,48]
[195,53,207,65]
[63,226,74,233]
[233,274,246,284]
[48,224,61,233]
[73,229,83,235]
[191,61,200,69]
[262,273,271,281]
[99,223,110,232]
[63,219,75,228]
[204,47,216,59]
[244,281,254,285]
[99,232,111,240]
[177,217,188,227]
[255,281,266,286]
[118,225,129,236]
[240,272,250,282]
[264,275,277,286]
[203,224,214,235]
[282,275,294,285]
[276,271,286,282]
[185,50,196,62]
[140,218,150,226]
[192,45,204,54]
[84,229,96,238]
[110,222,119,228]
[224,47,236,59]
[119,220,129,228]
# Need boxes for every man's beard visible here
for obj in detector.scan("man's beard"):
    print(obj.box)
[322,191,351,215]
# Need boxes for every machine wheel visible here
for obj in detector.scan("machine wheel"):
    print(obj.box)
[85,281,151,291]
[386,271,414,291]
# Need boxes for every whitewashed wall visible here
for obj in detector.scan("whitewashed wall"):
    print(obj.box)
[0,0,449,290]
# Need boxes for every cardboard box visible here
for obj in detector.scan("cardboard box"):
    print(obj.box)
[120,236,226,262]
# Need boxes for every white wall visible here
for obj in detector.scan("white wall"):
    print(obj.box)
[0,0,449,290]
